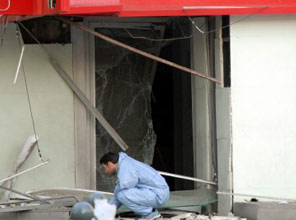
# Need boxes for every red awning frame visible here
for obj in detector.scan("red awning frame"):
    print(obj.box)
[0,0,69,15]
[1,0,296,23]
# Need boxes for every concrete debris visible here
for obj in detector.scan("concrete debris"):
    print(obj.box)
[193,216,241,220]
[0,196,77,213]
[166,213,242,220]
[0,135,38,202]
[118,213,242,220]
[234,201,296,220]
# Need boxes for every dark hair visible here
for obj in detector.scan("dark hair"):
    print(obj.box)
[100,152,119,165]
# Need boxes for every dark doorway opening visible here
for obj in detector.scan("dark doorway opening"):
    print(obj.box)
[151,18,194,191]
[94,18,194,192]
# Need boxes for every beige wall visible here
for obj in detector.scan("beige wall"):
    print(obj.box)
[231,14,296,201]
[0,23,75,192]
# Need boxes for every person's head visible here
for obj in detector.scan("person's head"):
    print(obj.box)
[100,152,119,176]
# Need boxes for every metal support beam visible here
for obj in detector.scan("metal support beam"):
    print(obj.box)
[50,58,129,151]
[214,16,233,215]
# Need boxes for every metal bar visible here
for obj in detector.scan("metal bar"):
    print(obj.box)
[217,191,296,202]
[50,58,128,151]
[0,186,51,204]
[158,171,217,186]
[59,18,221,85]
[0,161,49,184]
[14,24,25,84]
[14,45,25,84]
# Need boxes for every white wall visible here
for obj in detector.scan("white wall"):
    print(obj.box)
[0,24,75,192]
[231,14,296,201]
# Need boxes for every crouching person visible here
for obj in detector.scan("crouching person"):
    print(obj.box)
[100,152,170,220]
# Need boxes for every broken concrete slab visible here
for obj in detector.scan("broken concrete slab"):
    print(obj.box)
[234,202,296,220]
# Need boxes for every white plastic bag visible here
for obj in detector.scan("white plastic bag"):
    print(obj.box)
[94,198,116,220]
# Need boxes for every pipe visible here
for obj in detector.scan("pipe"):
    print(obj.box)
[0,161,49,184]
[14,45,25,85]
[158,171,217,186]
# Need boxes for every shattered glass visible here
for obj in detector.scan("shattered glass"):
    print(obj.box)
[95,27,163,192]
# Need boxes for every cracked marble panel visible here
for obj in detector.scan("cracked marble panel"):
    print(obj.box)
[95,27,162,192]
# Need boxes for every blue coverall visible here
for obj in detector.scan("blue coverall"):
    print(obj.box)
[109,152,170,216]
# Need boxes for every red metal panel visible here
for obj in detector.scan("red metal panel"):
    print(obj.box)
[70,0,119,7]
[64,0,296,17]
[2,0,296,17]
[63,0,121,15]
[118,0,296,17]
[42,0,70,15]
[0,0,34,14]
[0,0,69,15]
[0,0,9,11]
[62,6,122,16]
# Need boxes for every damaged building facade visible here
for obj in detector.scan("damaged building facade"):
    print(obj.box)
[1,1,296,219]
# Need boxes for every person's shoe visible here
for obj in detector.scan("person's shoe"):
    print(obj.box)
[139,209,161,220]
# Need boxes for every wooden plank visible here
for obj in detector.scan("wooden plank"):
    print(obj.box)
[50,58,128,151]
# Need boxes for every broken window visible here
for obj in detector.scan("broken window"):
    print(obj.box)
[93,18,195,192]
